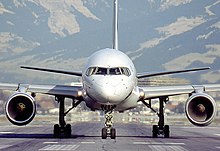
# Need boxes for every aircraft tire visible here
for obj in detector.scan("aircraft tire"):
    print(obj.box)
[110,128,116,139]
[164,125,170,138]
[152,125,158,138]
[102,128,107,139]
[54,124,60,138]
[65,124,72,138]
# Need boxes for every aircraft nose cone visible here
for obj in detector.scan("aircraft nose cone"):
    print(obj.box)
[88,76,131,105]
[97,85,115,101]
[96,85,125,104]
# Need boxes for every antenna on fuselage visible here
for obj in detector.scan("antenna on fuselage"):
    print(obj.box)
[113,0,119,50]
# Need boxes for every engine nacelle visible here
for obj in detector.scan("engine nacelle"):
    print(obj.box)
[185,93,216,126]
[5,92,36,126]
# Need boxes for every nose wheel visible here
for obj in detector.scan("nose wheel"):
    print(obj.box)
[101,111,116,139]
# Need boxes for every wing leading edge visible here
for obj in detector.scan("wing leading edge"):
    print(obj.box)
[137,67,210,79]
[0,82,83,98]
[140,84,220,100]
[20,66,82,77]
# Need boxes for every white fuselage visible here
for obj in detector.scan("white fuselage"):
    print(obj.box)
[82,48,141,111]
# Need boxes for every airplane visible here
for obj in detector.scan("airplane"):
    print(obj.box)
[0,0,220,139]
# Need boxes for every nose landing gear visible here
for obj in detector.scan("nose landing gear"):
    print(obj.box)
[101,111,116,139]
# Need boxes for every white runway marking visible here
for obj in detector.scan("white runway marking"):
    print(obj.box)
[214,134,220,136]
[133,142,185,145]
[81,141,96,144]
[0,131,14,134]
[164,143,185,145]
[0,145,12,150]
[149,145,188,151]
[181,126,217,129]
[43,142,59,144]
[133,142,149,145]
[216,146,220,149]
[39,145,80,151]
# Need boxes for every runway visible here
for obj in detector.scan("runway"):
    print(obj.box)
[0,119,219,151]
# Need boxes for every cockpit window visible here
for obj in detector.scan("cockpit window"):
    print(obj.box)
[86,67,131,76]
[96,67,107,75]
[109,68,121,75]
[86,67,95,76]
[121,67,131,76]
[86,67,107,76]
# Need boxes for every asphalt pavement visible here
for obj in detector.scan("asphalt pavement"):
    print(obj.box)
[0,118,219,151]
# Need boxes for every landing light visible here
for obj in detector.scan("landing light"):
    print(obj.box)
[139,90,145,100]
[77,91,83,97]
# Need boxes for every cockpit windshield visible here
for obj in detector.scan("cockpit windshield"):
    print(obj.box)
[86,67,131,76]
[96,67,107,75]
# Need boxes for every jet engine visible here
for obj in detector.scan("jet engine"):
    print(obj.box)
[185,93,216,126]
[5,92,36,126]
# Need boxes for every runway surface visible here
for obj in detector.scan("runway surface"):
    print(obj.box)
[0,119,219,151]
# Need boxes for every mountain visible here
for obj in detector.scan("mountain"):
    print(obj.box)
[0,0,220,84]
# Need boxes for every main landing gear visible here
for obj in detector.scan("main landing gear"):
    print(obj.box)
[142,97,170,138]
[101,111,116,139]
[53,96,81,138]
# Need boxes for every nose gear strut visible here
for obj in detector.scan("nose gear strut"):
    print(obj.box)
[101,110,116,139]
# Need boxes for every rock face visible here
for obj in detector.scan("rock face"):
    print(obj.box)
[0,0,219,84]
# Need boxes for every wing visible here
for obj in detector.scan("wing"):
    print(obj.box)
[140,84,220,100]
[0,82,83,98]
[141,85,194,99]
[20,66,82,76]
[137,67,210,79]
[140,84,220,127]
[0,82,83,127]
